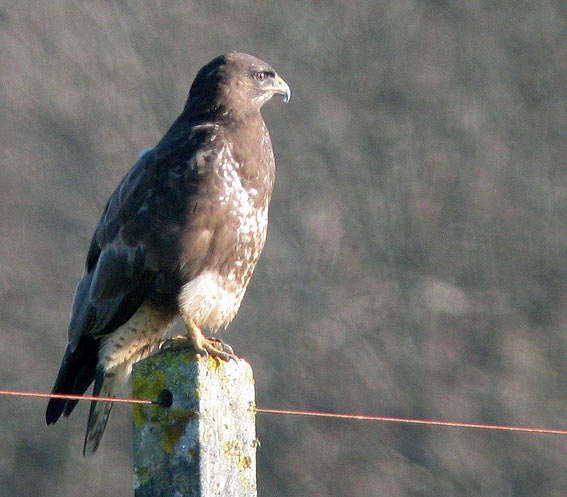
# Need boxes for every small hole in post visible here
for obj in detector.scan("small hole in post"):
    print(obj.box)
[155,389,173,408]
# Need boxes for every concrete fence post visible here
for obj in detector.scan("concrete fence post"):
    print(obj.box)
[132,348,258,497]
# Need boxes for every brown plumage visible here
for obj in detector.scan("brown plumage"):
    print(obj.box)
[45,53,290,455]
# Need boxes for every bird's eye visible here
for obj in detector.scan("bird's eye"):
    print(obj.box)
[255,71,268,82]
[254,70,274,83]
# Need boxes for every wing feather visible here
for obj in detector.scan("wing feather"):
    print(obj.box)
[67,126,221,350]
[67,153,158,349]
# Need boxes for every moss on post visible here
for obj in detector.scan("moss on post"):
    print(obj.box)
[132,348,257,497]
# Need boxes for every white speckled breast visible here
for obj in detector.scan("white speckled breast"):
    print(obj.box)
[178,139,271,331]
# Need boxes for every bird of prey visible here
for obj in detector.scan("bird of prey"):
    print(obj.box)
[45,52,290,455]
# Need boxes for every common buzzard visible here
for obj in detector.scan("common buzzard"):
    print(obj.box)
[45,53,290,455]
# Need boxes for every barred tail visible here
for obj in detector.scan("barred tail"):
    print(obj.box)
[83,369,116,456]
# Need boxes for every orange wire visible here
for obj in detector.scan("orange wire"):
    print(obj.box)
[1,389,566,435]
[0,389,153,405]
[255,407,567,435]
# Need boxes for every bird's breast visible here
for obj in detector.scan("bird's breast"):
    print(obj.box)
[177,145,272,330]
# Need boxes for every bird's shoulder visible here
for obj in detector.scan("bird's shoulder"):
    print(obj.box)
[90,122,231,251]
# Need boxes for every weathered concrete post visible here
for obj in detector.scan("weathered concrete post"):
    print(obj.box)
[132,348,257,497]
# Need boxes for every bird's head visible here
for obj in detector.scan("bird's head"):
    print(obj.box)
[186,53,291,117]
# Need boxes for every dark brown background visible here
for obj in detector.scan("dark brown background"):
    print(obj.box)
[1,1,566,496]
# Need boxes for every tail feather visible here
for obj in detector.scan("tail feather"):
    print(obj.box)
[62,355,99,418]
[47,336,119,456]
[46,336,98,425]
[83,368,116,456]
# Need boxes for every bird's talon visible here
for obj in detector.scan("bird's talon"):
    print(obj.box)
[197,337,238,362]
[159,335,191,350]
[206,337,238,361]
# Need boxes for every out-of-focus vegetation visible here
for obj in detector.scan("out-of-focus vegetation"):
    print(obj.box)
[1,1,566,496]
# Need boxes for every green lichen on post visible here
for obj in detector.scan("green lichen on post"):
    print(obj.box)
[161,408,198,454]
[223,440,252,471]
[132,349,199,453]
[133,466,151,488]
[132,349,200,428]
[132,369,168,427]
[206,354,224,371]
[132,349,258,496]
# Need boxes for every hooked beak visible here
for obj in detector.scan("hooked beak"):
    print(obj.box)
[270,75,291,103]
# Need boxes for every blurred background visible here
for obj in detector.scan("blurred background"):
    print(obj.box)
[1,1,567,496]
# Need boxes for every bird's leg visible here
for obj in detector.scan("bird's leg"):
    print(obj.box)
[184,320,237,361]
[161,319,237,362]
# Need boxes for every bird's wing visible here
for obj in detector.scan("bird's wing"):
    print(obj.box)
[66,125,219,351]
[67,150,162,351]
[48,129,212,424]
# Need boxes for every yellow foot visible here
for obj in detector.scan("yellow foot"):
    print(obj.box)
[160,325,237,362]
